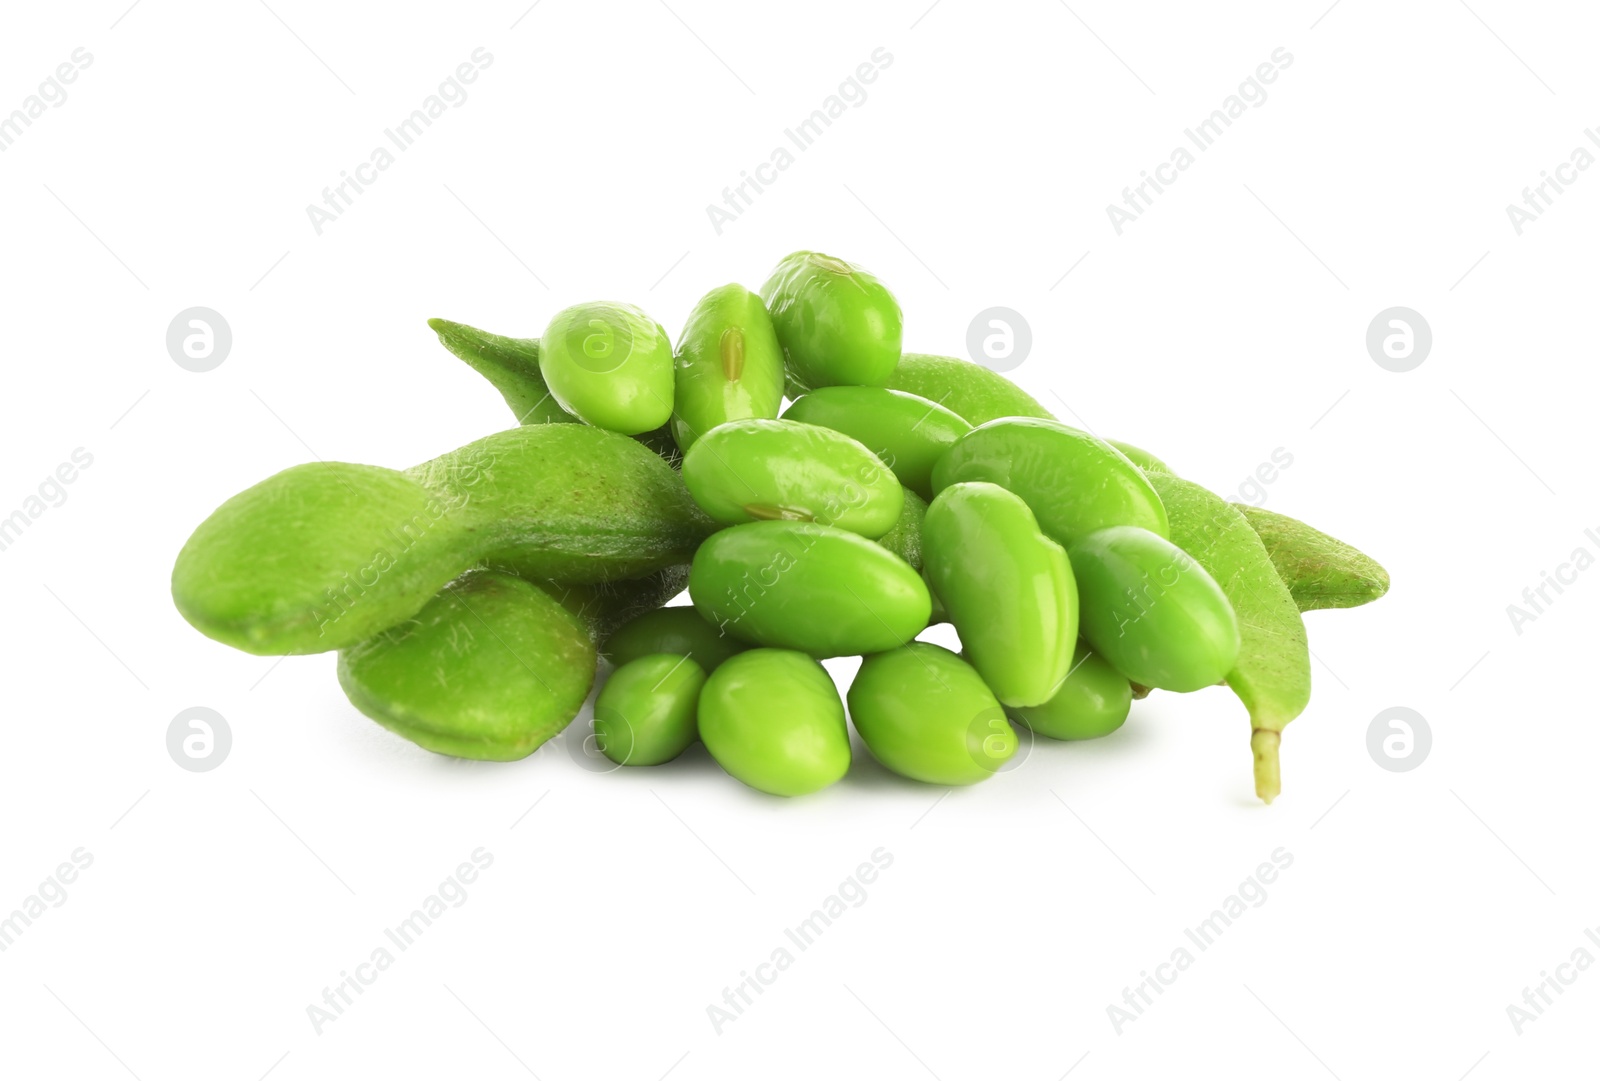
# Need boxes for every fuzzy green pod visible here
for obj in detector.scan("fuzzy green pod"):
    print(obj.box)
[1236,505,1390,612]
[428,318,576,425]
[883,353,1053,426]
[670,283,785,450]
[1147,474,1311,803]
[173,425,712,655]
[539,301,674,434]
[875,487,927,571]
[1107,439,1171,475]
[557,565,691,643]
[760,251,902,392]
[336,571,596,761]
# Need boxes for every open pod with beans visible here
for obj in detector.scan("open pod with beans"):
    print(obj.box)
[172,251,1389,803]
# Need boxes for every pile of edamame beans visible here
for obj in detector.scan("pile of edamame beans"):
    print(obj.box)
[172,251,1389,802]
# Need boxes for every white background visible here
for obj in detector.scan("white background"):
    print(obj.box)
[1,0,1594,1077]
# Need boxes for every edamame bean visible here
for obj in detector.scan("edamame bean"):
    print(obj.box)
[428,317,576,426]
[601,605,746,671]
[670,284,785,450]
[884,352,1053,426]
[681,419,903,536]
[337,571,595,760]
[848,643,1017,785]
[1068,526,1240,693]
[923,482,1077,707]
[539,301,674,434]
[932,418,1170,546]
[698,649,850,795]
[429,316,685,466]
[1147,474,1309,803]
[783,386,971,500]
[172,424,712,654]
[689,520,930,657]
[1005,644,1131,741]
[593,653,706,766]
[760,251,902,392]
[1236,505,1390,612]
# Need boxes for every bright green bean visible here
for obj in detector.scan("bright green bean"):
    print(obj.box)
[923,482,1077,708]
[1068,525,1240,693]
[681,419,903,537]
[540,301,674,434]
[698,649,851,795]
[782,386,970,500]
[689,520,930,657]
[670,283,785,450]
[849,643,1017,785]
[593,653,706,766]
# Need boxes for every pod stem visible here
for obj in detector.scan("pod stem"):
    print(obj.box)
[1251,729,1281,804]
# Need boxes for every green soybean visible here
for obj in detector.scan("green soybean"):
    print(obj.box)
[689,520,930,657]
[783,386,971,500]
[933,418,1169,546]
[698,649,851,796]
[874,487,926,571]
[1068,526,1240,694]
[848,643,1017,785]
[1147,474,1310,804]
[172,424,712,655]
[428,318,576,425]
[593,653,706,766]
[539,301,674,434]
[601,605,746,671]
[1237,505,1390,612]
[923,482,1077,708]
[428,317,686,467]
[670,283,785,450]
[1005,644,1131,741]
[761,251,902,392]
[883,352,1053,426]
[336,571,595,761]
[681,419,903,536]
